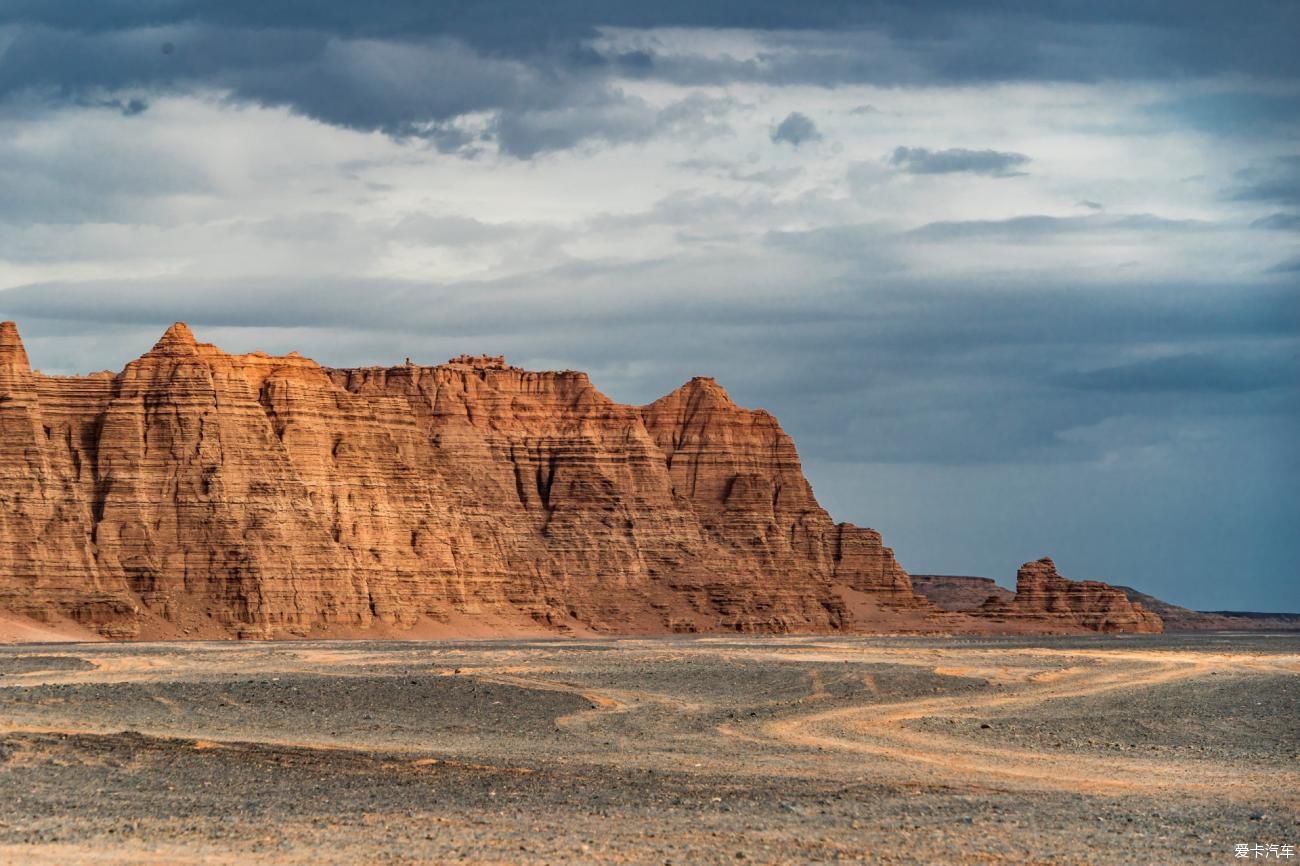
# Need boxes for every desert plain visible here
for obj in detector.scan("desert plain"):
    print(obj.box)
[0,634,1296,865]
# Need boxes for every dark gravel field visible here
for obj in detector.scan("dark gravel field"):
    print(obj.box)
[0,634,1296,864]
[909,671,1300,766]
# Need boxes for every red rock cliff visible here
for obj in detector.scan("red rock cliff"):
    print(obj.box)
[0,322,942,639]
[0,322,1160,639]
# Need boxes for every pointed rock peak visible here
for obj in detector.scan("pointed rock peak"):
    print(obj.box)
[151,322,199,355]
[688,376,736,402]
[647,375,738,410]
[0,321,31,369]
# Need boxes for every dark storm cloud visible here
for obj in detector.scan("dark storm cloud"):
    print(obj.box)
[1,2,1298,155]
[770,112,820,146]
[1156,91,1300,135]
[1251,213,1300,231]
[889,146,1030,177]
[493,91,734,158]
[83,96,148,116]
[5,1,1300,79]
[1230,156,1300,207]
[1053,352,1298,395]
[0,24,654,156]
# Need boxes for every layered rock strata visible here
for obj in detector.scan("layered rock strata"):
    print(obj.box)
[910,575,1015,612]
[0,322,941,639]
[0,322,1161,639]
[978,558,1163,633]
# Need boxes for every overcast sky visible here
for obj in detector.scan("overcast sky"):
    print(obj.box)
[1,1,1296,610]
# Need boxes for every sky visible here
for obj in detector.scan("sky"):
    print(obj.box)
[0,1,1296,610]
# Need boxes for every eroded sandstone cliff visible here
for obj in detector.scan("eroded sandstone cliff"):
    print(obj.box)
[978,558,1163,633]
[0,322,1159,639]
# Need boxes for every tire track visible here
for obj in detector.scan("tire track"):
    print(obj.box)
[758,649,1300,798]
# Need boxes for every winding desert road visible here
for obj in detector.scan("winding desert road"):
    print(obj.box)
[758,646,1300,799]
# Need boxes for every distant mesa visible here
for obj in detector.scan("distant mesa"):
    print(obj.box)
[915,569,1296,632]
[1114,586,1300,632]
[0,320,1164,640]
[910,575,1014,611]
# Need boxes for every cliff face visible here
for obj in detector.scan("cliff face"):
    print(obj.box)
[0,322,1160,639]
[979,558,1163,633]
[0,322,940,639]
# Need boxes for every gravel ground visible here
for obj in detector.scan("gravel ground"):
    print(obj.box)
[909,672,1300,766]
[0,634,1296,865]
[0,674,588,752]
[0,655,95,676]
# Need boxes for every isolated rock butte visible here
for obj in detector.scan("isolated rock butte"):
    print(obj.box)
[0,322,1160,638]
[977,558,1163,633]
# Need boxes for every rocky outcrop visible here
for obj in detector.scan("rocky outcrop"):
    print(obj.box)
[0,322,141,638]
[637,377,920,610]
[0,321,946,639]
[910,575,1014,611]
[977,558,1163,633]
[0,321,1165,639]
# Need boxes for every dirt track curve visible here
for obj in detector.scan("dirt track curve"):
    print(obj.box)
[1,635,1296,864]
